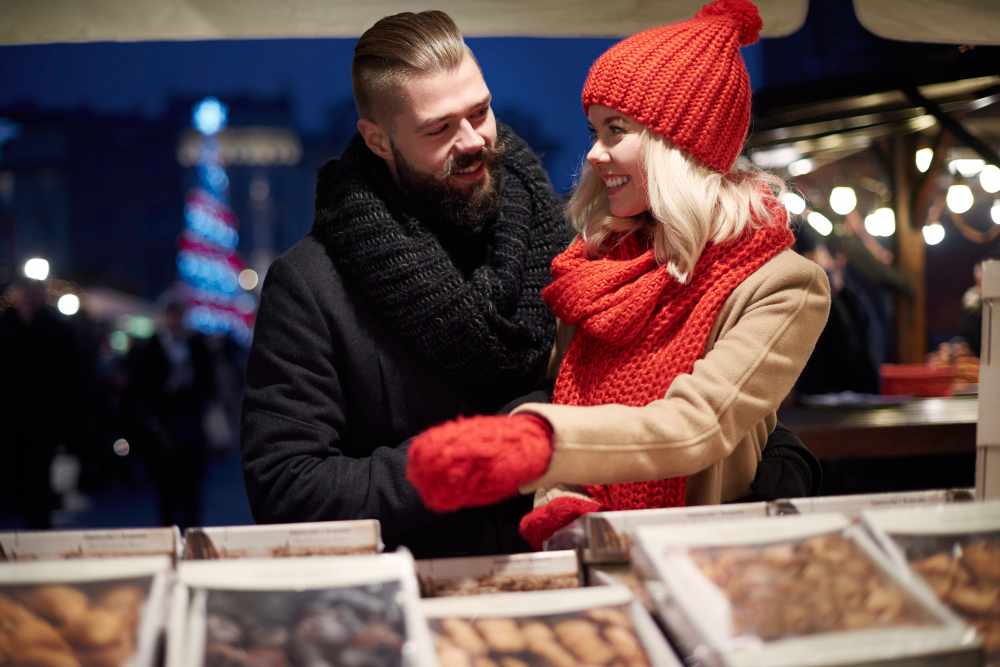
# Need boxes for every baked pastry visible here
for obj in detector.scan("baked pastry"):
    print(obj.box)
[2,646,82,667]
[0,594,78,667]
[17,586,89,630]
[93,585,145,625]
[75,634,135,667]
[0,594,72,651]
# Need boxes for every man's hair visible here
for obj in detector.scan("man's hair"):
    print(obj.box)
[568,132,789,281]
[352,10,470,122]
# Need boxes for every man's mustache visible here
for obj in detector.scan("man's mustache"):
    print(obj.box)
[444,142,503,177]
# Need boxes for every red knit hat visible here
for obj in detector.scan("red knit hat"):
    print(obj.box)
[582,0,762,173]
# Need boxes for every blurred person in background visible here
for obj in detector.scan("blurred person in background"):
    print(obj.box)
[0,276,83,528]
[124,292,214,529]
[959,260,985,356]
[794,230,881,396]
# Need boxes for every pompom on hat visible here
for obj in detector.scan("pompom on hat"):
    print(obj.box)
[581,0,762,173]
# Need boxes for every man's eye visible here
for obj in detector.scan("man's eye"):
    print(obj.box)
[426,124,448,137]
[610,125,625,135]
[475,106,489,118]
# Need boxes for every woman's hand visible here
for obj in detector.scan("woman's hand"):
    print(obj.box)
[406,414,554,511]
[519,496,602,550]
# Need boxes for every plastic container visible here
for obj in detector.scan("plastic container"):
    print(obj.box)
[632,514,981,667]
[0,556,173,667]
[166,550,435,667]
[880,364,957,397]
[421,584,683,666]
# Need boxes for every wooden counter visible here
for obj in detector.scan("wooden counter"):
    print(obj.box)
[778,395,978,460]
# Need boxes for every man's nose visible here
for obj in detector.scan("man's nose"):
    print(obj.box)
[454,118,486,152]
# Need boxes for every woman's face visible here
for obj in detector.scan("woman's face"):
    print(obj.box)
[586,105,648,218]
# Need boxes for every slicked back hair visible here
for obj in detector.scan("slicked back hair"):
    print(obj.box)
[352,10,471,123]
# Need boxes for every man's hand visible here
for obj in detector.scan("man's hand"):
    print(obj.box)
[519,496,602,550]
[407,414,553,512]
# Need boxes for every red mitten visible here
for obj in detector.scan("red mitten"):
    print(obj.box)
[407,414,553,512]
[519,496,601,551]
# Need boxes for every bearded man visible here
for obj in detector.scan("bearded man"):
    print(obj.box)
[240,10,570,557]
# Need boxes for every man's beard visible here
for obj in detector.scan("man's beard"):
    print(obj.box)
[392,138,505,230]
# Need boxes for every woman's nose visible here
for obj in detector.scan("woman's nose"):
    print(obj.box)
[587,141,610,165]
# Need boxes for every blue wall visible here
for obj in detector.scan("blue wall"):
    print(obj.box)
[0,37,764,194]
[0,36,763,296]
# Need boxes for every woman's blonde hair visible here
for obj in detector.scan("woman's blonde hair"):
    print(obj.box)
[567,130,788,280]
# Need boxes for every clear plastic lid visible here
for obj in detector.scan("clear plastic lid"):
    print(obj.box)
[687,532,938,642]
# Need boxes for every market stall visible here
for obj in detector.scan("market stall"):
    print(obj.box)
[2,3,1000,666]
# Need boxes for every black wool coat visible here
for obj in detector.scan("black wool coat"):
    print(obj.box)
[241,130,569,557]
[241,233,542,557]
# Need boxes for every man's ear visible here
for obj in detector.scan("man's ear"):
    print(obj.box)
[357,118,393,162]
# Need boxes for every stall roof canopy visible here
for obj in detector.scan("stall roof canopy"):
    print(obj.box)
[1,0,801,43]
[3,0,997,45]
[854,0,1000,46]
[747,75,1000,172]
[749,75,1000,160]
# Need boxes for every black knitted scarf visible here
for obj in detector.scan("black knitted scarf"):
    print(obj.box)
[312,125,570,408]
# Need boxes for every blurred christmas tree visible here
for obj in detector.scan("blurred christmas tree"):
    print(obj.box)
[177,98,255,344]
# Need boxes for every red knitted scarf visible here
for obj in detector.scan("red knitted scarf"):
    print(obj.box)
[543,206,793,510]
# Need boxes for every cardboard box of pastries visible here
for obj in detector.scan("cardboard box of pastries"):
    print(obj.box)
[181,519,381,559]
[769,489,974,520]
[578,502,769,564]
[0,527,182,562]
[0,555,172,667]
[415,549,581,598]
[420,583,683,667]
[633,513,981,667]
[166,550,435,667]
[862,500,1000,665]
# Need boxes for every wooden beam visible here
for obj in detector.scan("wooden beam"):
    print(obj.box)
[903,86,1000,167]
[891,134,926,363]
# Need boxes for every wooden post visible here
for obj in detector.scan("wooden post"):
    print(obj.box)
[892,135,926,363]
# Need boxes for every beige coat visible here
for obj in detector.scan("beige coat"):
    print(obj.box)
[513,249,831,507]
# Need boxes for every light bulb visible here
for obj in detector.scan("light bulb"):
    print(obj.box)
[922,223,945,246]
[949,159,985,178]
[980,165,1000,194]
[57,293,80,316]
[946,184,974,214]
[829,187,857,215]
[915,148,933,173]
[788,159,814,177]
[780,191,806,215]
[806,211,833,237]
[23,257,50,281]
[863,207,896,238]
[238,268,259,291]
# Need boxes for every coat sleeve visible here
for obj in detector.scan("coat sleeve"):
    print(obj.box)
[514,253,831,491]
[240,254,443,544]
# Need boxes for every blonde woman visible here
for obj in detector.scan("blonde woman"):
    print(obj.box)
[407,0,831,548]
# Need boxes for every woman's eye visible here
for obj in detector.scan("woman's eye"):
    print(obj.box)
[610,125,625,135]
